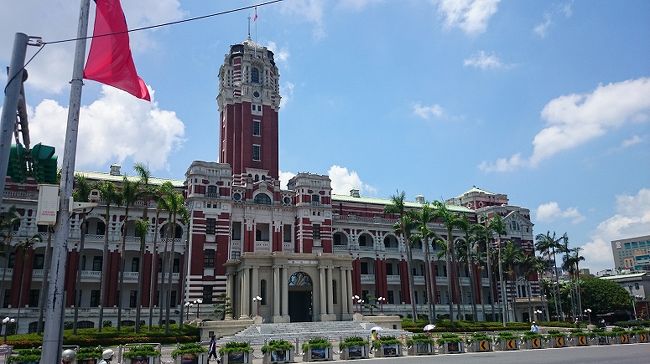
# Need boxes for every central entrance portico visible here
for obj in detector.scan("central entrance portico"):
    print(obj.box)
[288,272,313,322]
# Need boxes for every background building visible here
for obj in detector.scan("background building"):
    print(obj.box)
[611,235,650,272]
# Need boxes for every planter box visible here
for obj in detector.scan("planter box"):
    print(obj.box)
[128,357,159,364]
[550,336,567,348]
[302,347,331,362]
[223,352,251,364]
[439,342,464,354]
[468,340,492,352]
[496,339,519,351]
[373,343,401,358]
[407,342,435,356]
[633,333,649,343]
[340,345,369,360]
[175,354,206,364]
[614,334,631,345]
[522,338,545,349]
[263,349,293,364]
[572,335,590,346]
[596,336,611,345]
[79,360,99,364]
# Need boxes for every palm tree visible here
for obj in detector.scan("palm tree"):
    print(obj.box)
[133,163,153,332]
[432,200,463,322]
[458,215,478,321]
[178,208,190,328]
[117,176,141,331]
[500,241,524,322]
[161,189,186,334]
[535,231,564,320]
[0,206,20,308]
[153,182,174,328]
[384,191,418,321]
[488,214,508,324]
[408,202,437,323]
[97,180,120,332]
[72,174,92,334]
[472,222,496,321]
[134,218,149,333]
[15,233,42,331]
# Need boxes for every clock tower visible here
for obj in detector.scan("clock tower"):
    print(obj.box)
[217,39,281,181]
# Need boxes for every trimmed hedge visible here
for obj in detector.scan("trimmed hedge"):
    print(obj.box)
[339,337,368,349]
[6,324,200,349]
[219,342,253,355]
[261,339,293,353]
[171,343,207,359]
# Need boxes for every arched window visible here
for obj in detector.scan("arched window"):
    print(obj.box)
[254,193,272,205]
[251,67,260,83]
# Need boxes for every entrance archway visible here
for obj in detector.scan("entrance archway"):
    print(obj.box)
[288,272,313,322]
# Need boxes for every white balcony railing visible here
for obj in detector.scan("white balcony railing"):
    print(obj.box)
[387,275,400,285]
[81,270,102,279]
[360,274,375,284]
[0,268,13,279]
[255,241,270,251]
[282,242,293,252]
[414,276,425,285]
[120,272,140,282]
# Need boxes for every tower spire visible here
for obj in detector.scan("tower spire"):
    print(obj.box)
[247,15,251,40]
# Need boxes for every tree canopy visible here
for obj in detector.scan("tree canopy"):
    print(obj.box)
[581,277,631,315]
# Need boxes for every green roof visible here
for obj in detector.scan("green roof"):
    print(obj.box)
[462,185,496,196]
[331,194,473,213]
[76,171,185,188]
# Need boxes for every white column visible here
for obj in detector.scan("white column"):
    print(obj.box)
[239,268,250,318]
[226,273,233,319]
[319,267,327,318]
[252,267,259,316]
[340,268,348,315]
[326,267,334,315]
[273,266,280,317]
[346,268,354,315]
[281,267,289,317]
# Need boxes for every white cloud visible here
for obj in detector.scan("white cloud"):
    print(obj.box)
[0,0,184,94]
[535,201,585,224]
[478,153,525,172]
[413,103,444,119]
[581,188,650,271]
[621,135,643,148]
[279,0,326,39]
[265,41,290,64]
[279,170,296,190]
[463,50,508,70]
[533,1,573,38]
[437,0,501,35]
[337,0,383,11]
[480,78,650,172]
[280,82,295,109]
[328,165,376,196]
[28,85,185,171]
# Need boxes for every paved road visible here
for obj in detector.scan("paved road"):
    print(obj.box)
[355,343,650,364]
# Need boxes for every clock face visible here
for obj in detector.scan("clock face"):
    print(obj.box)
[253,91,260,98]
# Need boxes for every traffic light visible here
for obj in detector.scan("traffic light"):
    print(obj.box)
[7,144,27,182]
[30,143,58,184]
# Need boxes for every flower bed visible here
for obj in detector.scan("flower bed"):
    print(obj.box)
[494,332,519,351]
[262,339,294,364]
[123,345,161,364]
[301,337,332,362]
[77,346,104,364]
[7,348,41,364]
[406,334,435,355]
[171,343,206,364]
[546,330,568,348]
[437,333,464,354]
[569,330,594,346]
[339,337,369,360]
[372,336,402,357]
[521,332,545,349]
[219,342,253,364]
[466,333,492,352]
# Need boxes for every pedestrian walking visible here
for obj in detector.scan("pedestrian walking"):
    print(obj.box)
[530,321,539,333]
[208,334,220,363]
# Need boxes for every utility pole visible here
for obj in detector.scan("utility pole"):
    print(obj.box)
[0,33,29,202]
[41,0,90,362]
[497,237,507,326]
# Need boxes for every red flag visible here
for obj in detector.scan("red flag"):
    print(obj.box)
[253,7,258,21]
[83,0,151,101]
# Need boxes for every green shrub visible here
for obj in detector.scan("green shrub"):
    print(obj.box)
[261,340,293,354]
[372,335,401,349]
[123,345,160,358]
[171,343,207,359]
[495,331,516,342]
[569,329,595,338]
[339,337,368,349]
[7,348,41,364]
[219,342,253,355]
[521,331,543,341]
[437,333,463,344]
[77,346,103,360]
[546,330,566,338]
[611,327,626,333]
[406,334,434,347]
[301,337,332,352]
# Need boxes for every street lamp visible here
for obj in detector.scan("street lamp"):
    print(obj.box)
[194,298,203,319]
[352,295,360,313]
[184,302,193,321]
[359,300,365,315]
[2,317,15,343]
[534,309,543,322]
[584,308,592,324]
[377,297,386,314]
[252,296,262,317]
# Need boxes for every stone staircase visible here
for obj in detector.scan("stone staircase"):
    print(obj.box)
[216,320,411,346]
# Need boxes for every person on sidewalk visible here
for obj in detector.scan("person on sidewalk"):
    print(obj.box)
[207,335,220,363]
[530,321,540,333]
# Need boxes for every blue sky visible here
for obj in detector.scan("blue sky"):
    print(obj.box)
[2,0,649,273]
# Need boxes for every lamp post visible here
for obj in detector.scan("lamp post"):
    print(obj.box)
[184,302,192,321]
[534,309,543,322]
[195,298,203,319]
[584,308,592,325]
[359,300,365,315]
[2,317,15,343]
[627,285,637,320]
[253,296,262,317]
[377,297,386,314]
[352,295,360,313]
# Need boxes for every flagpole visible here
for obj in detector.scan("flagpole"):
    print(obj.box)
[41,0,90,361]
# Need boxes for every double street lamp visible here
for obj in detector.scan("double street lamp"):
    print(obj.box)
[352,295,360,313]
[184,302,193,321]
[377,297,387,314]
[2,317,15,343]
[193,298,203,319]
[252,296,262,317]
[534,309,543,322]
[584,308,592,324]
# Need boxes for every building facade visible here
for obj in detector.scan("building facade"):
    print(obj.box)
[0,39,542,333]
[611,235,650,272]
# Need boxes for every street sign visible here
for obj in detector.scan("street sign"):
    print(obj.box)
[479,340,490,351]
[36,184,59,225]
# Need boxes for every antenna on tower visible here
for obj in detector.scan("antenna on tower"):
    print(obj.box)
[247,15,251,40]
